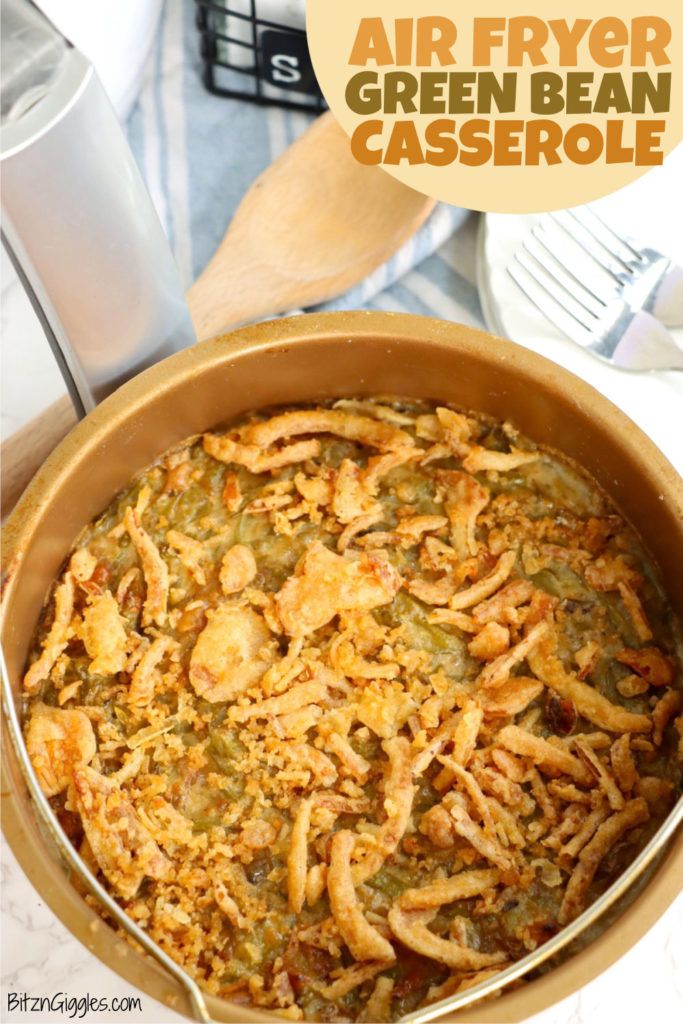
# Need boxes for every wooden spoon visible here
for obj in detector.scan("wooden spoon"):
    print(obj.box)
[186,111,435,341]
[1,112,435,515]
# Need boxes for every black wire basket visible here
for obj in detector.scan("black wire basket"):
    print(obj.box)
[194,0,326,112]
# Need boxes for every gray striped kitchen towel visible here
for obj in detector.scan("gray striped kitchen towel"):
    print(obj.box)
[126,0,483,328]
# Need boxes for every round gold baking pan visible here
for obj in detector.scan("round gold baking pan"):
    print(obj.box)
[2,312,682,1022]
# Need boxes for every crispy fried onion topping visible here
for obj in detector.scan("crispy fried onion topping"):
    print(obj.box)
[189,605,276,702]
[449,551,517,610]
[288,797,313,913]
[359,976,395,1021]
[166,530,208,586]
[528,635,652,734]
[328,830,396,962]
[352,736,414,884]
[332,459,382,524]
[246,408,414,452]
[481,676,544,717]
[71,766,170,899]
[24,573,75,693]
[615,647,674,688]
[80,593,129,676]
[397,868,501,911]
[123,507,169,627]
[475,621,549,690]
[448,803,518,872]
[220,544,257,595]
[429,704,483,792]
[462,446,540,474]
[276,541,401,637]
[317,961,394,1002]
[203,433,320,473]
[129,635,178,708]
[21,398,681,1020]
[559,798,650,923]
[497,725,594,786]
[25,704,96,796]
[436,470,490,559]
[388,903,506,970]
[229,680,329,723]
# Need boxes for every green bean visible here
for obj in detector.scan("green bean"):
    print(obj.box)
[530,564,592,601]
[366,868,411,899]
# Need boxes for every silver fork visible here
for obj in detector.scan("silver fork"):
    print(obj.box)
[508,223,683,372]
[547,208,683,329]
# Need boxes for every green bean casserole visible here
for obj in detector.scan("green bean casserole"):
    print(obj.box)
[23,399,683,1021]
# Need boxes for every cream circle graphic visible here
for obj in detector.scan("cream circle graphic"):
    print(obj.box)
[307,0,683,213]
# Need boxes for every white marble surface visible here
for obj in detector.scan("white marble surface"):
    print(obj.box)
[1,838,184,1022]
[1,246,68,439]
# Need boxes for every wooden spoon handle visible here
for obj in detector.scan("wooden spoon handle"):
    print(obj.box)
[185,259,279,343]
[185,112,437,342]
[1,395,77,518]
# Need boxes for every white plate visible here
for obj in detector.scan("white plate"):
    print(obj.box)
[477,145,683,476]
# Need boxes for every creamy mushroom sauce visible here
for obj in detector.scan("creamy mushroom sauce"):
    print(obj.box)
[23,398,682,1021]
